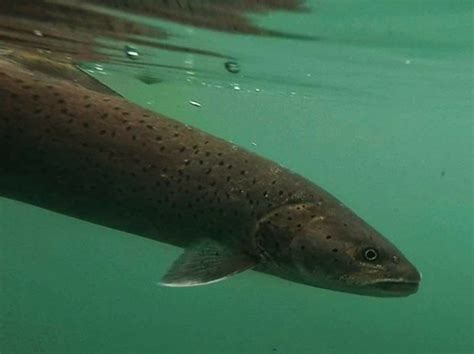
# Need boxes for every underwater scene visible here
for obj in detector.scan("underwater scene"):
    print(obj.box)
[0,1,472,353]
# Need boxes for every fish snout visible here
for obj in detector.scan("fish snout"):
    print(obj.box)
[397,257,422,284]
[406,266,422,284]
[375,260,421,296]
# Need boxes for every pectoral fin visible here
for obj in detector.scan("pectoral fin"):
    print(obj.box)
[160,239,257,287]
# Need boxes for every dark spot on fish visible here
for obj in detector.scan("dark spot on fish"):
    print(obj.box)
[326,235,332,240]
[332,248,338,253]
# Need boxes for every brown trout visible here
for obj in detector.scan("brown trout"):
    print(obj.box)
[0,57,421,296]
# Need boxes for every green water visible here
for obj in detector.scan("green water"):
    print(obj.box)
[1,1,473,353]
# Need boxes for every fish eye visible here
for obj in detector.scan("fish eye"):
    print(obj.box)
[363,248,378,261]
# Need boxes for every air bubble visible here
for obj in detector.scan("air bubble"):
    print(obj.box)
[224,61,240,74]
[189,100,201,107]
[125,45,139,60]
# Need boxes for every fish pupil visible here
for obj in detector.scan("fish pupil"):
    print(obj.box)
[364,248,378,261]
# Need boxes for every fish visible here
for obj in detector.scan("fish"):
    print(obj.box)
[0,57,421,297]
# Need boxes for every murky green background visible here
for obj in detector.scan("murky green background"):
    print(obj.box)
[1,1,473,353]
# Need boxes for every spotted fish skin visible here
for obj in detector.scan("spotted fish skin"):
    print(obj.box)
[0,58,325,249]
[0,58,422,295]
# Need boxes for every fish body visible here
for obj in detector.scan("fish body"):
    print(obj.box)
[0,58,421,296]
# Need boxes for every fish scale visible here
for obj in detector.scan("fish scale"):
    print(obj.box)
[0,58,323,247]
[0,58,421,294]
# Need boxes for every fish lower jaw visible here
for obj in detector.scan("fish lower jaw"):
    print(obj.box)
[364,278,420,296]
[332,276,420,297]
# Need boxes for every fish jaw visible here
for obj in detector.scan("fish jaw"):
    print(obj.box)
[366,278,420,297]
[354,264,422,297]
[311,259,422,297]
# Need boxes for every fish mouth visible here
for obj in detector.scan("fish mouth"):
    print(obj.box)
[367,278,420,296]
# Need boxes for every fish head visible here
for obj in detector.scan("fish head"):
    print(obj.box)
[255,203,421,297]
